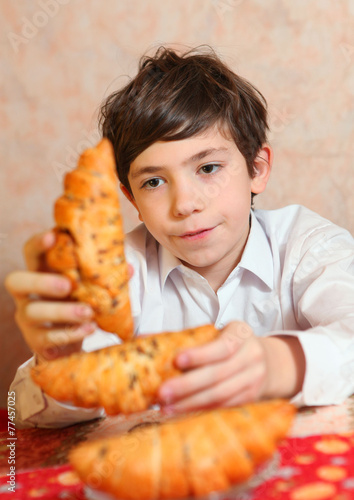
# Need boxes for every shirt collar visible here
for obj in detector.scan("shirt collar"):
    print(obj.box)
[158,243,182,289]
[158,210,274,290]
[238,210,274,289]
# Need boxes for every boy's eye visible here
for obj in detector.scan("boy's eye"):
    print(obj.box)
[200,163,220,174]
[142,178,164,189]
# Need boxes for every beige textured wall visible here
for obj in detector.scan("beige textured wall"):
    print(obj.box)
[1,0,353,407]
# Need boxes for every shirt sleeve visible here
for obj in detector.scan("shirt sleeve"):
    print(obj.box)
[274,222,354,407]
[10,329,122,428]
[10,357,105,428]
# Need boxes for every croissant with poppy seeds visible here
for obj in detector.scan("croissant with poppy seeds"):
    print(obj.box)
[69,399,295,499]
[45,138,133,340]
[31,324,220,414]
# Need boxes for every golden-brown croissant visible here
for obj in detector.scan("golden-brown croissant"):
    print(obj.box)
[69,399,295,499]
[45,138,133,340]
[31,324,219,414]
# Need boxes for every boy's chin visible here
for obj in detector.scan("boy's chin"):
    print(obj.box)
[179,255,219,271]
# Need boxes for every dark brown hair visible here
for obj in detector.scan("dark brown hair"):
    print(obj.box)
[99,46,269,195]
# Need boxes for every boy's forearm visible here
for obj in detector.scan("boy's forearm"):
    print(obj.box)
[260,336,306,399]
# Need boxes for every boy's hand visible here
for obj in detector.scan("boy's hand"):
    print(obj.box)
[5,231,96,362]
[158,321,305,412]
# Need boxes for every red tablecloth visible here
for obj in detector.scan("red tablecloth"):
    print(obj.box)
[1,403,354,500]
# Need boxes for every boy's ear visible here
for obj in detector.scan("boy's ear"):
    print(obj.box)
[120,184,143,221]
[250,144,273,194]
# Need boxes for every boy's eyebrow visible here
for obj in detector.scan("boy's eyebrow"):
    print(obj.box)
[186,147,229,164]
[131,147,230,179]
[130,166,165,179]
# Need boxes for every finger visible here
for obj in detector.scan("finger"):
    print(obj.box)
[23,230,56,271]
[175,339,229,370]
[159,342,257,405]
[162,336,265,404]
[30,322,97,360]
[220,388,261,408]
[41,341,85,361]
[162,364,265,413]
[128,263,134,279]
[160,355,241,403]
[175,322,253,369]
[46,322,97,346]
[5,271,71,300]
[24,301,93,325]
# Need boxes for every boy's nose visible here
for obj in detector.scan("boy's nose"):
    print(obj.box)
[171,184,205,217]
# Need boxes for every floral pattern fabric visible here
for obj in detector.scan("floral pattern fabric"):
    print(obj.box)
[1,398,354,499]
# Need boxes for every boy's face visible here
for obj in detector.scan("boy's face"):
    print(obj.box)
[124,126,271,288]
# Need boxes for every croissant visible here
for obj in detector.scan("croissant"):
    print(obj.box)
[31,324,220,414]
[45,138,133,340]
[69,399,295,499]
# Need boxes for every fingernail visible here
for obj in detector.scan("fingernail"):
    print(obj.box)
[162,405,176,416]
[75,305,93,318]
[43,232,55,247]
[56,279,71,293]
[159,387,174,405]
[82,322,96,333]
[176,353,189,369]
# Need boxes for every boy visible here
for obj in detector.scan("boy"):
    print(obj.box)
[6,46,354,428]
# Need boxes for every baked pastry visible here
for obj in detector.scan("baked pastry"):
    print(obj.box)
[45,138,133,340]
[69,399,295,499]
[31,324,219,414]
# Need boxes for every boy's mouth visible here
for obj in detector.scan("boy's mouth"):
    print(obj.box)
[179,227,215,240]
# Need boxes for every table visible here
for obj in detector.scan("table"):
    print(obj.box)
[1,399,354,499]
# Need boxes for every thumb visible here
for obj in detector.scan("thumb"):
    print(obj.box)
[23,230,56,271]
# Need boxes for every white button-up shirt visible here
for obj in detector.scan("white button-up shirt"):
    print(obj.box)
[11,205,354,427]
